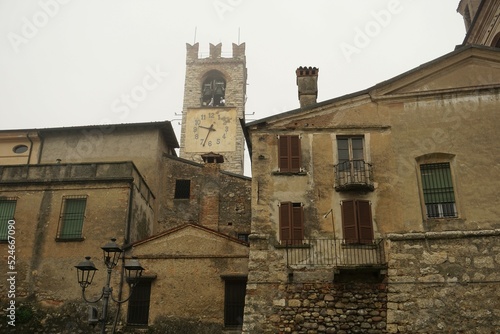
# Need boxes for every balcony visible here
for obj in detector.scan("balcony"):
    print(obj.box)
[334,160,374,192]
[282,239,386,270]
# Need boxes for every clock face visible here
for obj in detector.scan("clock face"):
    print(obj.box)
[184,108,237,153]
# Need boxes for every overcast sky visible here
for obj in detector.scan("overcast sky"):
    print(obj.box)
[0,0,466,172]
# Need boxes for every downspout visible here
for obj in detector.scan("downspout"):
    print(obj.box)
[26,133,34,164]
[37,132,44,164]
[111,180,134,333]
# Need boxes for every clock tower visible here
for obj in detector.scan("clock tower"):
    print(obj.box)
[179,42,247,175]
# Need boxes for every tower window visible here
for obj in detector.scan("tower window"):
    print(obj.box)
[202,73,226,107]
[174,179,191,199]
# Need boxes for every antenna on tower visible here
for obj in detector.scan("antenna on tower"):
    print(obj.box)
[193,27,197,44]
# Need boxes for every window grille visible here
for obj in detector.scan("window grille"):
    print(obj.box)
[0,198,17,241]
[420,163,457,218]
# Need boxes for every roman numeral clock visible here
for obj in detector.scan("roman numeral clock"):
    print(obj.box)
[179,42,247,175]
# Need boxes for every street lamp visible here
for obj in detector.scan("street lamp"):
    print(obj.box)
[74,238,144,334]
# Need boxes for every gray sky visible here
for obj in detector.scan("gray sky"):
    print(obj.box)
[0,0,465,172]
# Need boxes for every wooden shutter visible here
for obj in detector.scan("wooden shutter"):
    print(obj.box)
[341,200,358,243]
[290,136,301,173]
[292,203,304,242]
[356,200,373,243]
[279,202,292,242]
[278,136,290,172]
[278,135,301,172]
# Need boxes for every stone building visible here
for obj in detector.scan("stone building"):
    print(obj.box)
[0,120,251,333]
[242,2,500,333]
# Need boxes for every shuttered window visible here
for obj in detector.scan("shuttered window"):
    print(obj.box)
[279,202,304,244]
[57,196,87,240]
[278,135,301,173]
[420,163,457,218]
[0,199,17,241]
[341,199,373,244]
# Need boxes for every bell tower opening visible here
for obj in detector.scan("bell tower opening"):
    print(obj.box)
[202,71,226,107]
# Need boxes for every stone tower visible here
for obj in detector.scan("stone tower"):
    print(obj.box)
[179,42,247,175]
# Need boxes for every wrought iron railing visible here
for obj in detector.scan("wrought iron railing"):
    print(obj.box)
[282,239,385,268]
[334,160,374,191]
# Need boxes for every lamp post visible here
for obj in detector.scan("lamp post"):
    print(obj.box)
[74,238,144,334]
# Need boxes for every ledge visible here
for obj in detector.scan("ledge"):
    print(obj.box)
[387,229,500,241]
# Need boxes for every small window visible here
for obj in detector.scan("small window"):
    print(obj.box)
[278,135,301,173]
[279,202,304,244]
[0,199,17,242]
[57,196,87,240]
[237,234,249,242]
[13,144,28,154]
[420,163,457,219]
[341,199,374,244]
[127,279,152,325]
[174,180,191,199]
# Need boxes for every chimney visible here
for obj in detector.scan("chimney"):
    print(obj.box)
[296,66,319,108]
[199,152,224,231]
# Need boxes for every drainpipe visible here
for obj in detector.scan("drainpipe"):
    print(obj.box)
[111,179,135,333]
[37,132,44,164]
[26,133,34,164]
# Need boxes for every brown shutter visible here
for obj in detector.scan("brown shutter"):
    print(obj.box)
[292,203,304,243]
[279,202,291,242]
[341,200,358,243]
[290,136,301,173]
[278,136,290,172]
[356,200,374,243]
[278,135,301,173]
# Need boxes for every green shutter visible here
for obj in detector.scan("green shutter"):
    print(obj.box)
[60,198,86,239]
[0,200,17,241]
[420,163,455,204]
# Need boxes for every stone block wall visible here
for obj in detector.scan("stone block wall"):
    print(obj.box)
[387,230,500,333]
[244,280,387,334]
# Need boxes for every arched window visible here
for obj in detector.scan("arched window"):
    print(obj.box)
[201,71,226,107]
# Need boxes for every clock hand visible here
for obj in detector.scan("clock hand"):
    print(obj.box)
[202,124,216,147]
[199,125,216,131]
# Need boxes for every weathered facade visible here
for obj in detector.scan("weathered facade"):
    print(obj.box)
[242,5,500,332]
[0,121,252,333]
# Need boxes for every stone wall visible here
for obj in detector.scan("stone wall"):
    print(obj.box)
[387,230,500,333]
[244,280,387,334]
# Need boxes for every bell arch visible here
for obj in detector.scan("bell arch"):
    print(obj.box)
[201,70,226,107]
